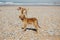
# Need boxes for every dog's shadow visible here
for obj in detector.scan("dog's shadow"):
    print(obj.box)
[26,28,37,32]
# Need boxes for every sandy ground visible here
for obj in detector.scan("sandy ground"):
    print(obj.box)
[0,5,60,40]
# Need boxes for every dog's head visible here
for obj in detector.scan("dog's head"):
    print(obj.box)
[17,7,22,11]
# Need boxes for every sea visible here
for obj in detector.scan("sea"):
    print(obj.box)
[0,2,60,6]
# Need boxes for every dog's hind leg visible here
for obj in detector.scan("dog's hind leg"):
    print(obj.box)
[33,21,41,33]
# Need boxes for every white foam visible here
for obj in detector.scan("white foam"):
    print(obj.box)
[5,2,15,4]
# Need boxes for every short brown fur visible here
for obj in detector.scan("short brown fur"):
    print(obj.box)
[18,7,40,32]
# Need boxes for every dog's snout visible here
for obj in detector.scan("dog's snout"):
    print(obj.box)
[17,7,21,10]
[19,16,21,18]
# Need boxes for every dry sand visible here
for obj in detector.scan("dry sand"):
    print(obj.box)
[0,5,60,40]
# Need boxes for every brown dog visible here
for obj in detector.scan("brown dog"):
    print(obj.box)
[18,7,40,32]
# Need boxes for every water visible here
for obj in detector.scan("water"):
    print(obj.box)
[0,2,60,6]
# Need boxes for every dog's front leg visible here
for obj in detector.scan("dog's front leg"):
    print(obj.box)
[22,22,27,31]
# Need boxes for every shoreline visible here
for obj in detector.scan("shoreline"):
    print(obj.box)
[0,5,60,6]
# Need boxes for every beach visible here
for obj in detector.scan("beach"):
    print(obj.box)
[0,5,60,40]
